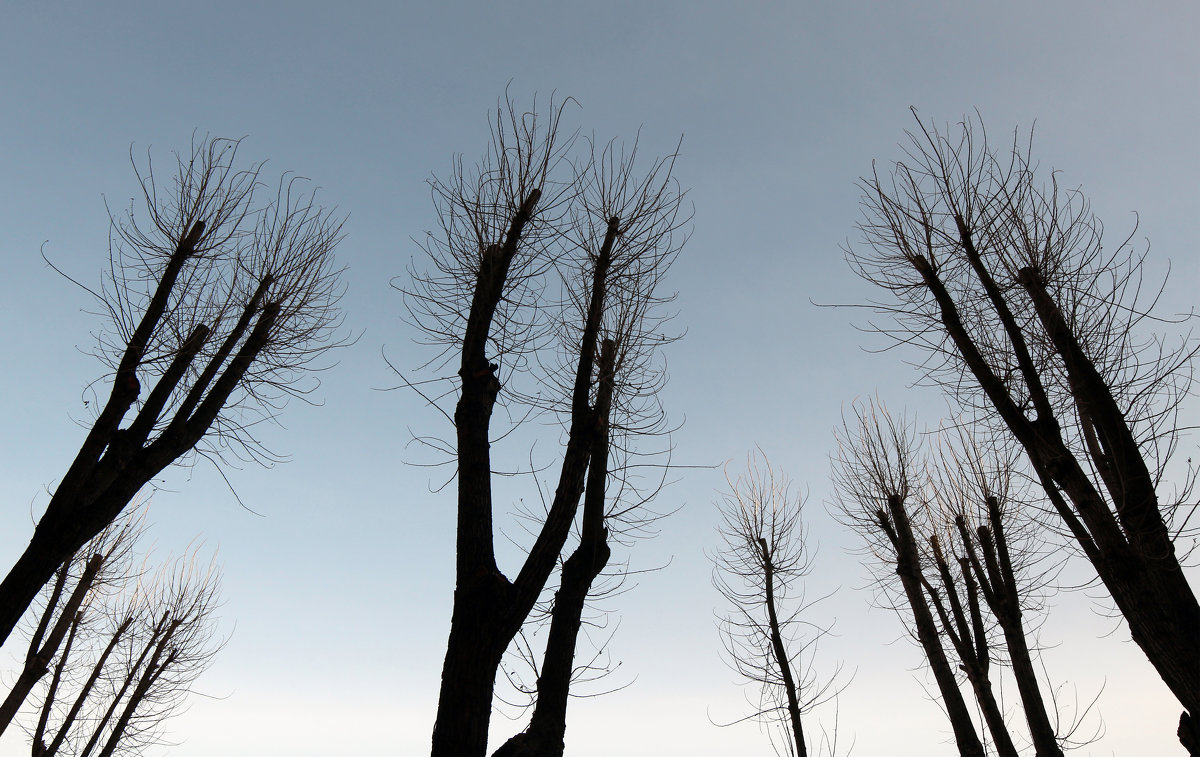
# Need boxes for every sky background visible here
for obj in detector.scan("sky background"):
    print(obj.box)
[1,2,1199,755]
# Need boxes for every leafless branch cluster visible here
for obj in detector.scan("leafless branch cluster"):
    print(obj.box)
[0,506,221,757]
[849,110,1197,538]
[833,399,1088,757]
[400,105,688,498]
[403,97,575,380]
[94,135,348,466]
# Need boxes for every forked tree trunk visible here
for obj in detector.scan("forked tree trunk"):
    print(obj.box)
[431,205,619,757]
[924,540,1018,757]
[492,341,616,757]
[0,251,279,648]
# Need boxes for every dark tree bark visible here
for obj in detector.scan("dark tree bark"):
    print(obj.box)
[430,209,617,757]
[493,340,617,757]
[924,537,1018,757]
[876,496,985,757]
[415,98,686,756]
[957,502,1064,757]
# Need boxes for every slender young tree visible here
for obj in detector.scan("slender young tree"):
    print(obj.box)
[851,112,1200,752]
[402,96,686,757]
[713,451,841,757]
[0,137,346,646]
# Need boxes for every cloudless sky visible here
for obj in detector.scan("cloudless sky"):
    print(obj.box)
[1,2,1198,755]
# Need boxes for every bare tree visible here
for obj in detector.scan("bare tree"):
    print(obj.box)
[851,111,1200,752]
[835,401,1093,756]
[0,512,144,736]
[490,130,686,757]
[832,403,987,757]
[929,426,1068,757]
[402,96,686,756]
[713,451,842,757]
[489,339,617,757]
[0,136,346,646]
[0,502,221,757]
[27,546,222,757]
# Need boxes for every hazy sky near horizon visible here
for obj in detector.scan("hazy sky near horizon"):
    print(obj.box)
[1,2,1199,755]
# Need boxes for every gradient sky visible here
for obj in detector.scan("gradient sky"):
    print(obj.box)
[2,2,1198,755]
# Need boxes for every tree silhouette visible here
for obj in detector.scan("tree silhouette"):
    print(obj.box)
[850,112,1200,753]
[833,403,987,757]
[401,95,686,757]
[0,136,346,647]
[835,401,1094,756]
[0,505,221,757]
[713,451,842,757]
[927,424,1068,757]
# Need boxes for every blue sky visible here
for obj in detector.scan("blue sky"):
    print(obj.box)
[1,2,1198,755]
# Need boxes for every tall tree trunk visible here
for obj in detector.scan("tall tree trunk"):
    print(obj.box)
[431,199,618,757]
[0,530,77,648]
[962,505,1064,757]
[878,496,985,757]
[762,537,807,757]
[925,544,1018,757]
[431,588,511,756]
